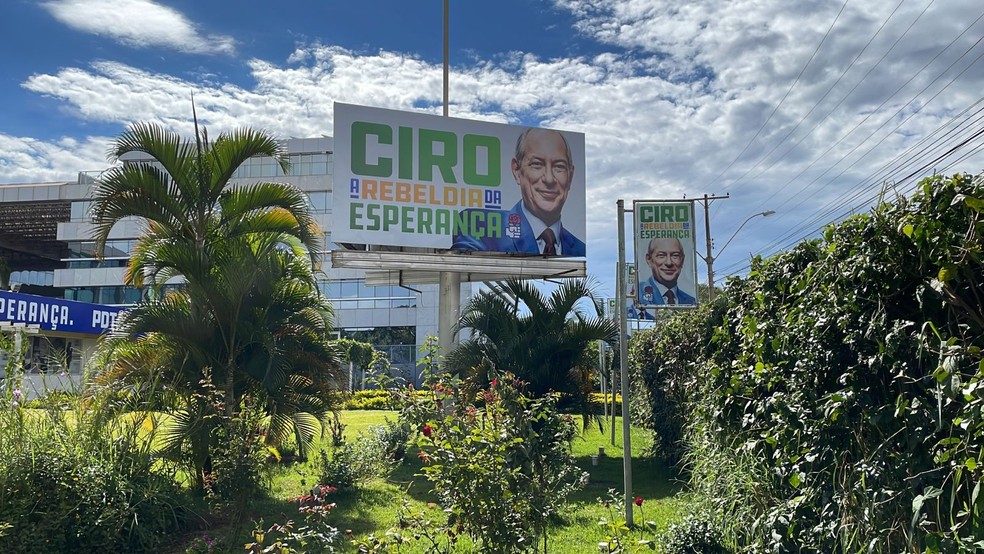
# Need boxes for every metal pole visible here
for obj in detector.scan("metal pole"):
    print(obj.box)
[443,0,449,117]
[610,354,616,446]
[616,199,633,526]
[437,0,460,363]
[599,340,607,420]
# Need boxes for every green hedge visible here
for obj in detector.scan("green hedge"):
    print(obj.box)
[633,173,984,552]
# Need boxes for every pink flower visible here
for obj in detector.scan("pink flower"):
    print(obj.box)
[490,379,498,387]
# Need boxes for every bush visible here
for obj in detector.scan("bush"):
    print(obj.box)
[402,374,587,553]
[658,516,729,554]
[363,417,412,463]
[342,389,397,410]
[206,400,270,520]
[0,405,187,552]
[629,304,723,465]
[644,173,984,551]
[316,446,360,491]
[315,419,408,491]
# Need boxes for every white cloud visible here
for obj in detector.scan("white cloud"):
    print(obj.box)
[0,134,111,184]
[41,0,235,55]
[9,0,984,286]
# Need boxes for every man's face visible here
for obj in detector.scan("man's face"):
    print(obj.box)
[512,129,573,225]
[646,238,685,287]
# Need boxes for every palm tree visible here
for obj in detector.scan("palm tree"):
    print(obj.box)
[90,119,324,417]
[445,278,618,420]
[87,118,341,487]
[91,233,340,485]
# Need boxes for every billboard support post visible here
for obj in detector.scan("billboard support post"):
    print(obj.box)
[438,0,460,365]
[616,199,633,527]
[438,271,460,363]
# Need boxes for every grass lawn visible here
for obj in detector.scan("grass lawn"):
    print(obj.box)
[168,410,689,553]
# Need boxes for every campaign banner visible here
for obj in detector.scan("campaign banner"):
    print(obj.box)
[0,290,123,335]
[633,201,699,308]
[333,103,587,256]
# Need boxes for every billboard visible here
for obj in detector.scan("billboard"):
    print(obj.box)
[633,201,699,307]
[0,291,123,335]
[333,103,586,256]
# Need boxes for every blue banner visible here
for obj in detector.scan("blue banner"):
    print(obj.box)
[0,291,124,335]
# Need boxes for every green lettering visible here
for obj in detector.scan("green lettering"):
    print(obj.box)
[435,209,452,235]
[398,126,414,180]
[455,210,477,238]
[383,205,399,231]
[418,206,433,234]
[486,210,502,238]
[419,129,457,183]
[352,122,392,177]
[463,134,500,186]
[401,206,414,233]
[366,203,381,231]
[349,202,364,230]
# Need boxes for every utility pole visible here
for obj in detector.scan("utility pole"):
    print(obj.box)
[695,194,730,302]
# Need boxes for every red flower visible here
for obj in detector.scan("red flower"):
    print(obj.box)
[422,424,433,437]
[634,496,644,507]
[490,379,498,387]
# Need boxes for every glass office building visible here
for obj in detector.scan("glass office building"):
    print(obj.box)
[0,137,472,386]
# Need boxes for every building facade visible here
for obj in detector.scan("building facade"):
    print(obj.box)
[0,137,472,387]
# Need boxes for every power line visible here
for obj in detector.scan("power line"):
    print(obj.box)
[758,40,984,254]
[717,94,984,276]
[721,0,912,200]
[737,0,944,212]
[701,0,852,199]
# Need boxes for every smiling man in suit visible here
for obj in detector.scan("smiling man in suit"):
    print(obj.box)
[452,128,585,256]
[640,237,696,306]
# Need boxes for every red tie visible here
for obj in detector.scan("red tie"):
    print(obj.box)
[664,290,676,305]
[540,229,557,255]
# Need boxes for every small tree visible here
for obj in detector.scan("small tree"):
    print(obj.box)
[401,374,587,553]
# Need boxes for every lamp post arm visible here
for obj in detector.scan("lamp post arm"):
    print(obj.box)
[717,210,775,259]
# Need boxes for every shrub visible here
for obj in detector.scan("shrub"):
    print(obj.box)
[629,304,723,465]
[206,399,270,520]
[658,516,729,554]
[402,374,587,553]
[245,485,341,553]
[651,173,984,551]
[0,402,188,553]
[316,446,360,491]
[342,389,398,410]
[363,417,412,463]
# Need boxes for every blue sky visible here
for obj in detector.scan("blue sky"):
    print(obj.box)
[2,0,983,297]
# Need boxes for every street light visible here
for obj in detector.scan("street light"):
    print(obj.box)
[703,210,775,302]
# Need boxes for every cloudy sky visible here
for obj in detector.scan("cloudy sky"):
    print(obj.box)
[2,0,983,295]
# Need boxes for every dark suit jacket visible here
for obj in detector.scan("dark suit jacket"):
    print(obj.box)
[640,277,696,305]
[451,201,585,256]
